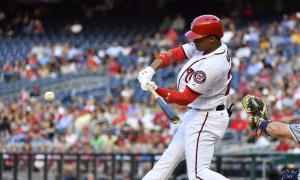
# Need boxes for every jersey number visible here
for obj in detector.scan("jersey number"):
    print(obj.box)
[185,68,194,83]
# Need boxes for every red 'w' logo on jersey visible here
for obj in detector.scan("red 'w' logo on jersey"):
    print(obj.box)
[185,68,195,83]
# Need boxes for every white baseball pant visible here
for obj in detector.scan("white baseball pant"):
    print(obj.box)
[142,109,230,180]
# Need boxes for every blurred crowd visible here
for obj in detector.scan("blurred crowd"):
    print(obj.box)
[1,10,300,160]
[0,2,118,37]
[0,87,179,178]
[0,7,45,37]
[0,92,176,153]
[0,13,185,82]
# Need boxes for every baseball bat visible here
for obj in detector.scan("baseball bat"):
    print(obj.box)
[147,84,180,124]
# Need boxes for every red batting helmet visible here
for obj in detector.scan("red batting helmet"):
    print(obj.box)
[185,15,224,40]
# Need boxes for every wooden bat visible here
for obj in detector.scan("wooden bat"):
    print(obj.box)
[147,84,180,124]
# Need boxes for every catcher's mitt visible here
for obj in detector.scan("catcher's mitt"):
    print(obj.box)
[242,95,268,129]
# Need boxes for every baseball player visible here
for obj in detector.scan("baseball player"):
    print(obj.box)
[138,15,231,180]
[242,95,300,144]
[242,96,300,180]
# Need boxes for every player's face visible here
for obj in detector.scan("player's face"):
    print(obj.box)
[193,35,214,52]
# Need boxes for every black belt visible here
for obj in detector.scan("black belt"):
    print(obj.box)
[188,104,225,111]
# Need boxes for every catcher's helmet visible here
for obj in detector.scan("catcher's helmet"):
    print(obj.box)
[185,15,224,40]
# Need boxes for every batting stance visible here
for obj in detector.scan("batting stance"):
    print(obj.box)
[242,95,300,144]
[138,15,231,180]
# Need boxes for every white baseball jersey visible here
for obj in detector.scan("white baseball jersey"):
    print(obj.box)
[177,42,232,110]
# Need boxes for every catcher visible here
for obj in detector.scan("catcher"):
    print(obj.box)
[242,95,300,143]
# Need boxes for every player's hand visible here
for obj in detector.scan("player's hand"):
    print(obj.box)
[248,115,264,130]
[140,80,158,91]
[146,81,158,90]
[138,66,155,85]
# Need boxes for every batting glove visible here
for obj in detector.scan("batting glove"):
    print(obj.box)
[138,66,155,85]
[140,80,158,91]
[147,81,158,90]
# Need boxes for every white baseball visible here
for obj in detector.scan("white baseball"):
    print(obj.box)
[44,91,55,101]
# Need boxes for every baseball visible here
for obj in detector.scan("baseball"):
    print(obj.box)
[44,91,55,101]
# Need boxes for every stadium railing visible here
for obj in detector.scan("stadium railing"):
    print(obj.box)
[0,152,298,180]
[0,152,159,180]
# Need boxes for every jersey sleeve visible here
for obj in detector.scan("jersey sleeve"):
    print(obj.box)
[182,43,197,59]
[288,124,300,143]
[186,64,219,95]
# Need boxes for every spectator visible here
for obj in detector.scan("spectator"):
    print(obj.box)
[90,129,105,152]
[230,113,248,140]
[159,16,172,32]
[171,14,185,32]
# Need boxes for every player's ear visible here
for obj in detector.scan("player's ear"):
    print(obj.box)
[209,36,215,43]
[210,35,219,44]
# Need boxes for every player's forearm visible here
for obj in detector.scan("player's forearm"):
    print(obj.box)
[150,51,173,70]
[152,47,187,69]
[150,59,165,70]
[266,122,294,139]
[156,87,192,105]
[156,86,200,106]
